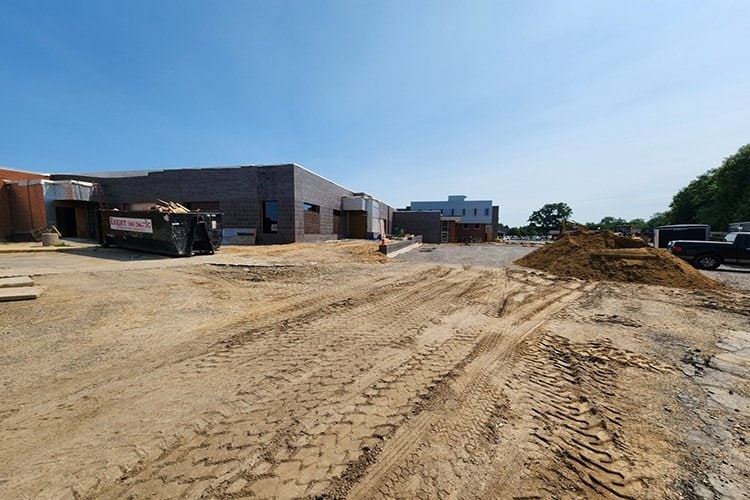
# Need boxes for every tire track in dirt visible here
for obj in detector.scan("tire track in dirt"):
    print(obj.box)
[344,278,593,499]
[2,266,438,419]
[516,335,637,498]
[3,265,460,498]
[486,332,673,499]
[92,266,515,498]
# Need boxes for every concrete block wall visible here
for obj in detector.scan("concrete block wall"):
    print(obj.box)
[51,164,395,245]
[294,166,355,242]
[393,211,441,243]
[57,164,341,244]
[256,165,297,244]
[74,168,259,229]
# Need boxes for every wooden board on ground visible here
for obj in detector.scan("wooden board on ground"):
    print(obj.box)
[0,286,45,302]
[0,276,33,288]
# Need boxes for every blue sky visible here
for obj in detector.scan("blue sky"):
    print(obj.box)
[1,0,748,226]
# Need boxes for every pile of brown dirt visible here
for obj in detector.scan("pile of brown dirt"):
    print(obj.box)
[514,231,721,290]
[220,240,388,264]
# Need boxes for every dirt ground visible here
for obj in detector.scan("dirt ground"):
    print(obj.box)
[1,240,748,499]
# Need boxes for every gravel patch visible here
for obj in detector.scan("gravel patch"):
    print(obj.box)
[700,266,750,292]
[394,243,539,267]
[395,243,750,292]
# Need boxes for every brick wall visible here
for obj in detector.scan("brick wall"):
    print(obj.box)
[0,181,10,239]
[456,223,488,243]
[0,168,48,181]
[0,169,49,240]
[4,182,46,239]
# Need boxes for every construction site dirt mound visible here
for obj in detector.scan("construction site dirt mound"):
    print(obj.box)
[220,239,387,264]
[514,231,721,290]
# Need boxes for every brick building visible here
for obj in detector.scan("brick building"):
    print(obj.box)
[1,168,50,240]
[1,167,102,240]
[395,195,500,243]
[1,163,394,244]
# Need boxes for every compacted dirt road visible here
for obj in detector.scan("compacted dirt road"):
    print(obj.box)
[0,241,748,498]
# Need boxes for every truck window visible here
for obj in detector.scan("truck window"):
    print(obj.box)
[725,233,737,243]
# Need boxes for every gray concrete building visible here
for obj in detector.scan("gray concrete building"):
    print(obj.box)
[52,164,393,245]
[396,195,500,243]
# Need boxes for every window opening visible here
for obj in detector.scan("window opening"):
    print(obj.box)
[263,201,278,234]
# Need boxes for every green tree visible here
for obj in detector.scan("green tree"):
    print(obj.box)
[597,216,627,230]
[583,217,647,230]
[647,211,672,227]
[713,144,750,223]
[507,225,542,237]
[667,144,750,230]
[523,225,542,236]
[528,202,573,234]
[669,171,719,226]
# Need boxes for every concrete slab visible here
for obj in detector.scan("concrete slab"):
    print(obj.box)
[0,276,33,288]
[379,236,423,257]
[383,242,422,258]
[0,286,45,302]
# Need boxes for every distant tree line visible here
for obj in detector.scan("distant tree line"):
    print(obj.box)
[661,144,750,230]
[503,144,750,235]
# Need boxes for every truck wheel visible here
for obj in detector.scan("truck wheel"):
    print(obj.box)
[694,254,721,270]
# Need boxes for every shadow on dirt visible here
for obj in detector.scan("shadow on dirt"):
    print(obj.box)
[62,247,170,262]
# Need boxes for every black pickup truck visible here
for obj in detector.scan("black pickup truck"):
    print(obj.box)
[667,232,750,270]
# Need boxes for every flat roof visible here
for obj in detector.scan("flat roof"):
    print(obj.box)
[655,224,710,229]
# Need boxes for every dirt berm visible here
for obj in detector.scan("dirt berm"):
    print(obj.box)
[515,230,721,290]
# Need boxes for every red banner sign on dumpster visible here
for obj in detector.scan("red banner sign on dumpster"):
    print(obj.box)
[109,216,154,234]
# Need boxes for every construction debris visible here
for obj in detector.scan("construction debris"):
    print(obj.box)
[514,230,721,290]
[151,200,190,213]
[0,276,34,288]
[0,275,43,301]
[0,287,45,302]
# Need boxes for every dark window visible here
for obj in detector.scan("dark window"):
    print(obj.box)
[333,209,342,216]
[474,224,481,229]
[473,209,478,216]
[451,209,455,216]
[463,223,469,229]
[462,208,466,215]
[304,203,320,212]
[484,208,490,216]
[263,201,278,234]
